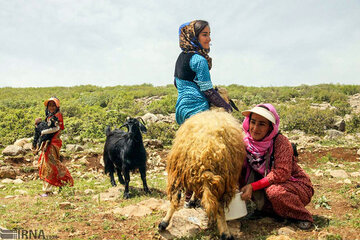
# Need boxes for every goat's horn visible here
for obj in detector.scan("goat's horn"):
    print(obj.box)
[136,117,146,126]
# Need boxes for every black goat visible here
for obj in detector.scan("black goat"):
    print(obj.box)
[32,115,59,152]
[103,117,150,199]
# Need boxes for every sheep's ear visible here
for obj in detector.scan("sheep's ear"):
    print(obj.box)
[229,99,239,111]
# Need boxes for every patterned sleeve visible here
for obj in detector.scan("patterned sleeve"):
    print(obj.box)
[55,112,65,130]
[189,54,213,91]
[266,134,293,184]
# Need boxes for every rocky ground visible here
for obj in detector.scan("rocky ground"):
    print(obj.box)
[1,134,360,239]
[1,94,360,239]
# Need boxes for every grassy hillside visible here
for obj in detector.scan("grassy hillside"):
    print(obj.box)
[1,84,360,147]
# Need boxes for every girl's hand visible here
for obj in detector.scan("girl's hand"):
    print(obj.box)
[240,184,253,201]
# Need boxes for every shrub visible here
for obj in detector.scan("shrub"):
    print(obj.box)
[146,95,177,114]
[346,114,360,133]
[278,104,335,135]
[146,122,179,146]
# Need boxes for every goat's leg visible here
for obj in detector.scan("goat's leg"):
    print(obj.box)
[158,190,182,231]
[109,171,117,187]
[216,205,234,240]
[116,166,125,185]
[123,168,131,199]
[139,166,150,194]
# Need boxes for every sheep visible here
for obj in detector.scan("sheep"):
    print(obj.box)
[158,110,246,240]
[103,117,150,199]
[32,115,59,153]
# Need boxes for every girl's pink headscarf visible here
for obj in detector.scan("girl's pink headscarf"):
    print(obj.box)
[242,103,280,157]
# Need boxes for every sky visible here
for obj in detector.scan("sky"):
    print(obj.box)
[0,0,359,88]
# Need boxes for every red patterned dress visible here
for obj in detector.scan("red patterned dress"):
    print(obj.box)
[38,112,73,187]
[242,134,314,222]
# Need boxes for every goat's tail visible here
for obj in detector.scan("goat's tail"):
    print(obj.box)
[200,171,225,222]
[105,126,111,137]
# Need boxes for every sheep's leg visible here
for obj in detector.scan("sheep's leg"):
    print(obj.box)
[139,166,150,194]
[158,190,182,231]
[123,168,131,199]
[216,205,234,240]
[116,167,125,185]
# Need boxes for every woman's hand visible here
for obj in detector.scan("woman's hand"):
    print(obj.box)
[240,184,253,201]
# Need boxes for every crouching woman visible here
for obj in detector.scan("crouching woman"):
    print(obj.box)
[38,97,73,196]
[239,104,314,230]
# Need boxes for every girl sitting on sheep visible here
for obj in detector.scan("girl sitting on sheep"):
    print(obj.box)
[174,20,233,207]
[240,104,314,230]
[36,97,73,197]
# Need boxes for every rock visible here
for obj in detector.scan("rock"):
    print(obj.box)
[66,144,84,152]
[13,179,24,184]
[4,156,25,163]
[0,166,17,179]
[1,178,14,184]
[357,149,360,156]
[140,198,169,211]
[0,184,5,189]
[159,208,208,239]
[14,138,31,147]
[142,113,158,123]
[144,139,163,149]
[2,145,25,156]
[113,205,153,217]
[66,144,76,152]
[15,189,28,195]
[267,236,292,240]
[344,179,352,184]
[84,189,95,195]
[277,227,296,236]
[75,145,84,152]
[99,156,104,167]
[314,170,324,177]
[59,202,73,209]
[310,102,336,111]
[4,195,16,199]
[325,130,344,139]
[350,172,360,177]
[349,93,360,114]
[23,143,33,151]
[330,170,349,178]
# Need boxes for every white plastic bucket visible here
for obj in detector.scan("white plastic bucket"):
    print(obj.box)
[225,192,247,221]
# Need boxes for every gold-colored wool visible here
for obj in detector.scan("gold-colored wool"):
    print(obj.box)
[166,109,246,221]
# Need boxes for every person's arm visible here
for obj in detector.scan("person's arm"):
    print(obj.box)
[189,55,232,112]
[203,88,232,112]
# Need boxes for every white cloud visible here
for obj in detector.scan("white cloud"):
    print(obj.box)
[0,0,359,87]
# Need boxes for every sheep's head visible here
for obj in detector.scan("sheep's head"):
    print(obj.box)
[213,87,239,111]
[120,117,147,134]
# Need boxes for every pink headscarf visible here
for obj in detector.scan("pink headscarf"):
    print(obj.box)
[243,103,280,158]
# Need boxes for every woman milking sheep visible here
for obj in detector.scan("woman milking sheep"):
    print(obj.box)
[240,104,314,230]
